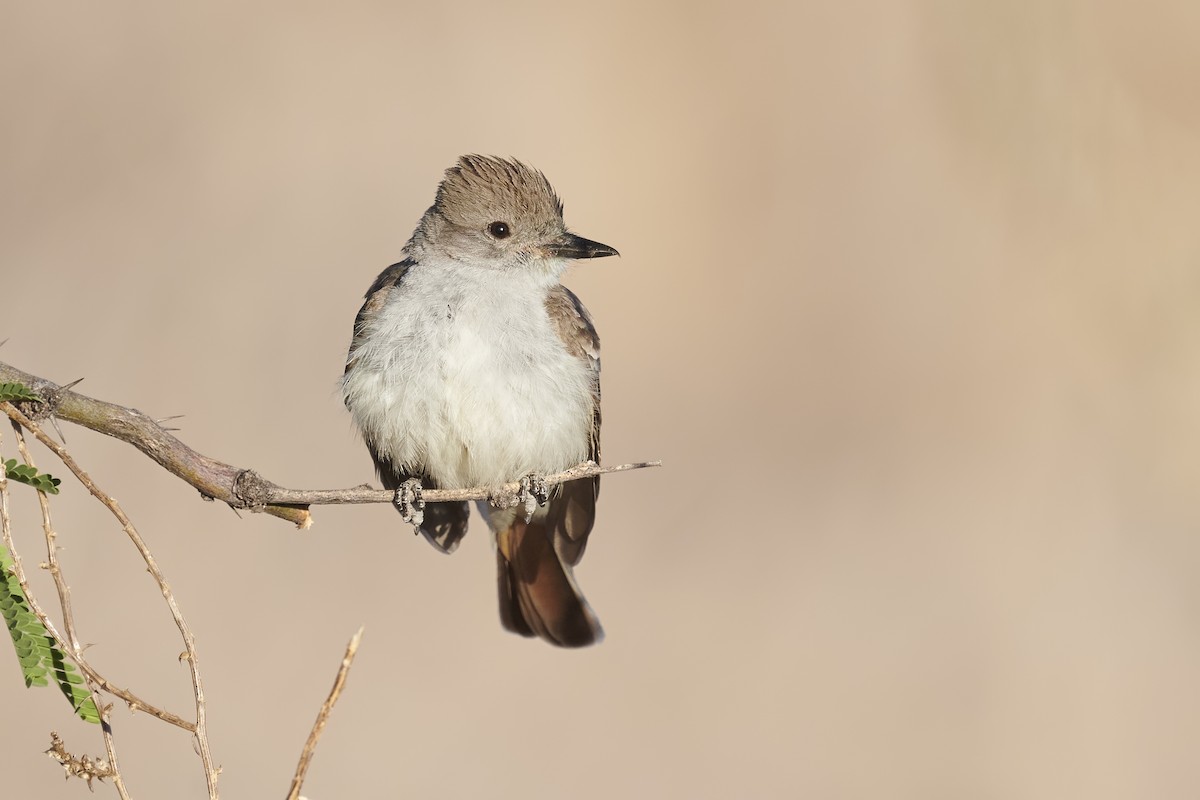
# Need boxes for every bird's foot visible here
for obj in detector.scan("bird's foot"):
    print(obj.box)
[393,478,425,532]
[486,474,550,521]
[517,473,550,522]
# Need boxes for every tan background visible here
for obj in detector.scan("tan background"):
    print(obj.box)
[3,1,1200,797]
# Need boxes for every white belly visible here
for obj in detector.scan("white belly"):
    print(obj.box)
[343,260,593,489]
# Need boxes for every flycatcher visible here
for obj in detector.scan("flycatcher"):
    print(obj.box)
[342,155,616,647]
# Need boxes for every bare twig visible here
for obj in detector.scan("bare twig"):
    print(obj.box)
[95,702,128,798]
[0,360,309,526]
[11,424,132,800]
[264,459,663,506]
[4,404,220,799]
[10,425,80,650]
[286,627,364,800]
[0,360,661,530]
[1,428,194,732]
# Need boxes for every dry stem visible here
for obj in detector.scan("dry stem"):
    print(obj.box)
[2,430,194,733]
[4,404,220,798]
[286,627,364,800]
[0,357,662,798]
[0,360,660,530]
[11,424,132,800]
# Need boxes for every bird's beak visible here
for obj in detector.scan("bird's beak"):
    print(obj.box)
[546,232,620,260]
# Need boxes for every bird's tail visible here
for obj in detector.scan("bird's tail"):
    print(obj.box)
[495,517,603,648]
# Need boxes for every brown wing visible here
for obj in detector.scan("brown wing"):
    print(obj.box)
[344,258,415,379]
[544,284,601,566]
[345,257,470,553]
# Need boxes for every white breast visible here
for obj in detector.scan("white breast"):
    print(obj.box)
[342,257,594,489]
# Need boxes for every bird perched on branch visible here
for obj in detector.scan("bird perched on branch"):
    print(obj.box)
[342,155,617,647]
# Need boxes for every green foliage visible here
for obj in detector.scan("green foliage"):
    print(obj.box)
[3,459,60,494]
[0,547,99,723]
[0,382,61,492]
[0,382,41,403]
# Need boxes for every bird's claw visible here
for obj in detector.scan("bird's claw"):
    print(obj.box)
[518,473,550,522]
[486,474,550,520]
[393,478,425,532]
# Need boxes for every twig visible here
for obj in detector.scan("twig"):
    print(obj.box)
[11,424,132,800]
[0,428,194,731]
[286,627,364,800]
[4,403,220,799]
[11,426,81,651]
[264,459,663,506]
[95,696,129,798]
[0,360,309,527]
[0,360,661,530]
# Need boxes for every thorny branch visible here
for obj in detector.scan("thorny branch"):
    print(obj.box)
[1,356,660,796]
[10,424,131,800]
[0,360,661,530]
[3,402,221,799]
[1,429,194,732]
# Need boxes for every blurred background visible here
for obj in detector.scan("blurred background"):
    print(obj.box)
[3,1,1200,797]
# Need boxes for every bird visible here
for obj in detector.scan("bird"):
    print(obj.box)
[341,155,617,647]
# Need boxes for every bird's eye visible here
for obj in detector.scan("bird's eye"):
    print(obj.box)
[488,221,511,239]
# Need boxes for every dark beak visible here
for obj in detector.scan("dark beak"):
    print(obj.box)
[547,232,620,260]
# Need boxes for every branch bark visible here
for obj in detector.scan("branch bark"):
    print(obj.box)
[0,360,660,530]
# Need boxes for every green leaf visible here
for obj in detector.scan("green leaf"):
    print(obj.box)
[3,459,61,494]
[0,546,99,723]
[0,382,40,403]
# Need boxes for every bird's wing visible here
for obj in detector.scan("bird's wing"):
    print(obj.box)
[544,283,601,566]
[345,257,472,554]
[344,258,415,378]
